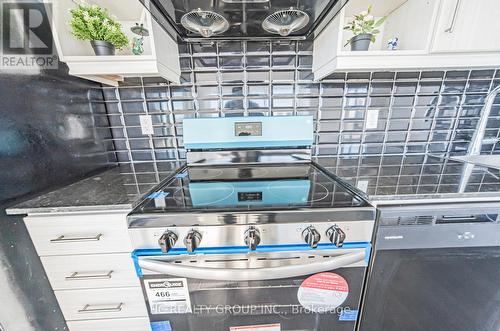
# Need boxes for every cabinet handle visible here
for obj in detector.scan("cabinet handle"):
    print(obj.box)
[78,302,123,313]
[65,270,113,280]
[444,0,461,33]
[50,234,102,243]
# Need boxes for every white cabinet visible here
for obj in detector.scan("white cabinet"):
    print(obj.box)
[313,0,500,80]
[41,253,139,290]
[431,0,500,53]
[24,212,132,255]
[22,210,149,331]
[67,317,151,331]
[53,0,180,86]
[55,287,147,321]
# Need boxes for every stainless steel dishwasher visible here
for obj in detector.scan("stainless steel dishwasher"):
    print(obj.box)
[359,202,500,331]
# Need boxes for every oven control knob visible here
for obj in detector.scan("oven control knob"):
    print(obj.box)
[158,230,178,253]
[327,225,346,247]
[244,227,261,251]
[302,226,321,249]
[184,230,202,253]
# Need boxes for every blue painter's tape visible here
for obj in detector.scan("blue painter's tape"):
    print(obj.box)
[131,252,143,277]
[364,244,372,264]
[151,321,172,331]
[175,173,187,178]
[132,242,371,257]
[339,309,358,321]
[147,191,169,199]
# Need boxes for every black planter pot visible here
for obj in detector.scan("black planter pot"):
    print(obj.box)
[350,33,372,51]
[90,40,115,56]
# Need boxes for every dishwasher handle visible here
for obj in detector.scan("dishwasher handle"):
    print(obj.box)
[138,250,365,281]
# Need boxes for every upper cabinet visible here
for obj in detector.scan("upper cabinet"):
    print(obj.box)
[313,0,500,80]
[53,0,180,86]
[431,0,500,53]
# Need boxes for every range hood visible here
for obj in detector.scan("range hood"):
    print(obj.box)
[140,0,347,41]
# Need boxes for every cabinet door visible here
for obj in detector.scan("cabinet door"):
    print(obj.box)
[432,0,500,52]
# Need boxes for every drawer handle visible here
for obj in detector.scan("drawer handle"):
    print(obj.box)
[50,234,102,243]
[65,270,113,280]
[444,0,461,33]
[78,302,123,313]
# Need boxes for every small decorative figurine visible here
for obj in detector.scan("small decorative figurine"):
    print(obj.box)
[131,23,149,55]
[387,37,399,50]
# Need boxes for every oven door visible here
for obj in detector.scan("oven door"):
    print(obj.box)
[132,243,370,331]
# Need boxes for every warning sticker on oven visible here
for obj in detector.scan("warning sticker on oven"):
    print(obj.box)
[144,278,192,314]
[297,272,349,313]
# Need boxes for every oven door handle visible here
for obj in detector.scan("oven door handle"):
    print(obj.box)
[138,250,365,281]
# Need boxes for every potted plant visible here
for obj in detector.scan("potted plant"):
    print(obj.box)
[344,5,386,51]
[69,3,128,56]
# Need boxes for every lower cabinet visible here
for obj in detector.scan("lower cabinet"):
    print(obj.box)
[55,287,147,321]
[23,211,150,331]
[67,317,151,331]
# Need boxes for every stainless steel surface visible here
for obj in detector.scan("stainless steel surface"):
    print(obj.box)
[158,230,178,253]
[65,270,114,281]
[138,249,366,280]
[77,303,123,313]
[139,0,341,40]
[468,85,500,156]
[50,233,102,243]
[186,149,311,166]
[444,0,462,33]
[130,219,374,249]
[302,225,321,248]
[244,226,260,250]
[262,8,310,36]
[128,206,375,227]
[180,9,230,37]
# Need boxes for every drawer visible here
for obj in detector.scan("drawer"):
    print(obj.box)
[67,317,151,331]
[41,253,139,290]
[24,212,131,255]
[55,287,147,321]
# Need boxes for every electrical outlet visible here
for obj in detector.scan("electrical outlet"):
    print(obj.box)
[365,109,379,129]
[357,180,369,193]
[140,115,154,135]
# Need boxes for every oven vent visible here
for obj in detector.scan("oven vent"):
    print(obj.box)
[262,8,310,36]
[397,215,435,226]
[180,9,229,38]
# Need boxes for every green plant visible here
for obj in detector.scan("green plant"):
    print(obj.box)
[69,2,128,50]
[343,5,386,46]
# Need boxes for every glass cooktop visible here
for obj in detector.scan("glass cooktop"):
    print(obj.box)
[135,163,368,213]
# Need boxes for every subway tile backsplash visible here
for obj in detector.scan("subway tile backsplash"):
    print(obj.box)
[97,40,500,169]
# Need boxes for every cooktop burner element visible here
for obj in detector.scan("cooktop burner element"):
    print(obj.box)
[136,163,368,213]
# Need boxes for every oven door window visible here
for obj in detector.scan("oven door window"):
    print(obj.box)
[134,247,369,331]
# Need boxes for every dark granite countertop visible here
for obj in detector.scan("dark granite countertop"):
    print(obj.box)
[6,155,500,215]
[6,162,184,215]
[316,154,500,205]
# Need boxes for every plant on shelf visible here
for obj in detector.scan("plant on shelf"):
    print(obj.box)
[69,2,129,56]
[344,5,386,51]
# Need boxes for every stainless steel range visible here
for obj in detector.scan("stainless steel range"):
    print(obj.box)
[128,116,375,331]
